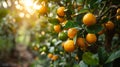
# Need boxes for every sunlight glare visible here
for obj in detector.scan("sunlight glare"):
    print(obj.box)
[16,5,22,10]
[23,0,33,7]
[15,1,18,5]
[21,0,40,15]
[26,14,31,18]
[3,1,8,8]
[7,0,11,7]
[19,12,24,18]
[33,3,41,10]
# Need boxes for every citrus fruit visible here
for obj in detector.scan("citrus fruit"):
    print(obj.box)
[64,40,75,52]
[48,53,53,58]
[86,33,97,44]
[58,31,68,41]
[39,5,47,14]
[68,28,78,39]
[105,21,114,30]
[83,13,96,26]
[41,1,46,6]
[77,37,86,48]
[57,6,65,17]
[116,15,120,20]
[51,55,59,61]
[117,8,120,15]
[54,24,61,33]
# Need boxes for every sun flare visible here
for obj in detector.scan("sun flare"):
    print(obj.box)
[19,0,40,15]
[23,0,33,7]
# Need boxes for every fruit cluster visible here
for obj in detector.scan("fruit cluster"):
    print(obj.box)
[48,53,59,61]
[116,8,120,20]
[38,1,120,66]
[53,6,99,53]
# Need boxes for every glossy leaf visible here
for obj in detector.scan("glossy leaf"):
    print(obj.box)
[100,17,109,24]
[73,34,77,45]
[64,20,79,29]
[48,18,59,25]
[85,24,104,34]
[106,49,120,63]
[78,8,89,14]
[49,47,55,53]
[76,13,85,25]
[82,52,99,65]
[79,61,88,67]
[98,47,109,64]
[73,64,80,67]
[103,62,113,67]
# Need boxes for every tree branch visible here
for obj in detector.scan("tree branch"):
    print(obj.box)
[97,5,118,21]
[101,5,117,17]
[99,1,107,16]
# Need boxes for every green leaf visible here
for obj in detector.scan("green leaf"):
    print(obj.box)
[48,18,59,25]
[54,40,62,46]
[98,47,109,64]
[79,61,88,67]
[100,17,109,24]
[49,47,55,53]
[85,24,104,34]
[73,64,80,67]
[78,0,84,4]
[82,52,99,65]
[0,9,9,19]
[103,62,113,67]
[29,64,36,67]
[97,0,102,3]
[105,49,120,63]
[76,13,85,25]
[78,8,89,14]
[54,60,59,67]
[89,0,99,9]
[73,34,77,45]
[64,20,79,29]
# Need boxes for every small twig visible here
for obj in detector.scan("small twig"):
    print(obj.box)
[109,14,117,20]
[56,0,63,6]
[82,0,85,7]
[97,5,118,21]
[101,5,117,17]
[71,13,79,18]
[99,1,107,16]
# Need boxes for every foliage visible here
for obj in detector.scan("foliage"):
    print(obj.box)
[36,0,120,67]
[0,0,120,67]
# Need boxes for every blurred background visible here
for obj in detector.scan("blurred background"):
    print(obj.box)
[0,0,54,67]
